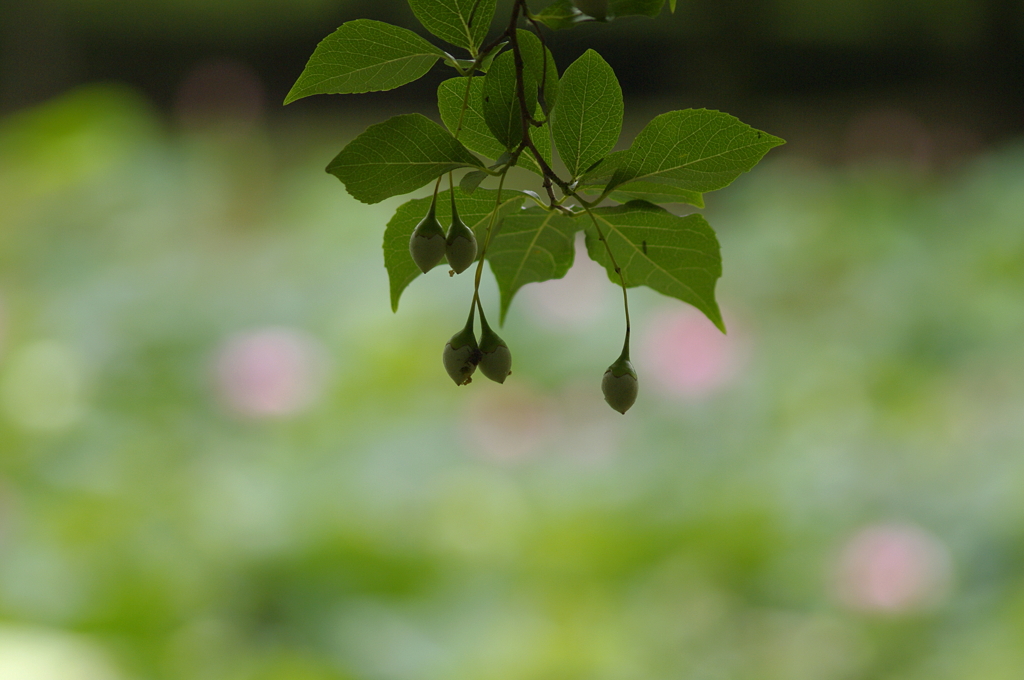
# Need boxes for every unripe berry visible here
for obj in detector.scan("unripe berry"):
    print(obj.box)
[445,194,478,274]
[409,198,446,274]
[478,310,512,384]
[573,0,609,20]
[443,321,481,386]
[602,354,638,414]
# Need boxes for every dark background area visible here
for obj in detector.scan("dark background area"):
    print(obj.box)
[3,0,1022,154]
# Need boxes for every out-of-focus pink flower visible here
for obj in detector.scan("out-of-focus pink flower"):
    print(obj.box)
[639,307,743,399]
[214,327,328,418]
[834,523,952,614]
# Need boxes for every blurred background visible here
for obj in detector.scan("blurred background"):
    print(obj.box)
[1,1,1023,678]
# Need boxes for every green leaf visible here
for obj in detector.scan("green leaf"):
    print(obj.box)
[523,121,553,175]
[482,51,537,150]
[515,189,545,205]
[479,42,507,71]
[438,77,506,160]
[669,0,677,11]
[552,49,623,179]
[384,189,525,310]
[284,20,446,104]
[408,0,497,53]
[327,114,483,204]
[608,0,665,18]
[582,200,725,331]
[586,109,785,196]
[538,0,665,25]
[442,40,506,74]
[437,77,548,175]
[486,208,580,322]
[517,29,559,113]
[531,0,585,30]
[578,148,627,183]
[460,170,488,194]
[608,180,704,208]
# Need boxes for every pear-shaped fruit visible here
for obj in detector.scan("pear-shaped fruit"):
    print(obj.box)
[477,307,512,384]
[573,0,609,20]
[602,351,638,414]
[443,312,481,386]
[445,193,477,274]
[409,197,446,274]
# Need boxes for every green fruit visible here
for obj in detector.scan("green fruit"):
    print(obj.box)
[445,193,478,274]
[409,198,446,274]
[573,0,609,20]
[602,353,638,414]
[443,316,481,386]
[477,309,512,384]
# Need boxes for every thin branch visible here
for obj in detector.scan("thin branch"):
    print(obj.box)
[508,0,570,201]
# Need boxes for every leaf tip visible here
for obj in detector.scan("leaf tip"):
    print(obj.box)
[282,87,301,106]
[706,304,727,334]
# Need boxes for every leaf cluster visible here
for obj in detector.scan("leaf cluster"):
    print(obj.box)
[286,0,784,410]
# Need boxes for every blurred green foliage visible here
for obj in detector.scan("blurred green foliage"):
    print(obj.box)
[1,83,1024,680]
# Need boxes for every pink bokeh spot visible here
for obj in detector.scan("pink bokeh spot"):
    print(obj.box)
[214,327,327,418]
[834,523,952,615]
[639,307,741,398]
